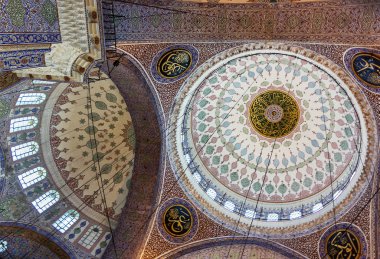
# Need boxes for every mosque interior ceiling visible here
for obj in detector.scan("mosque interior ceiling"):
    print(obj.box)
[0,0,379,258]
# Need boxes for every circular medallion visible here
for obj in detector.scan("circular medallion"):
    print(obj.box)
[0,99,10,120]
[344,47,380,93]
[319,223,367,259]
[249,90,299,138]
[352,53,380,88]
[151,45,199,84]
[157,198,198,243]
[168,44,376,238]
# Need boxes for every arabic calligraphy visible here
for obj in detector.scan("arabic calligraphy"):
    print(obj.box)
[162,204,193,237]
[326,229,361,259]
[249,90,300,138]
[352,53,380,87]
[157,49,192,78]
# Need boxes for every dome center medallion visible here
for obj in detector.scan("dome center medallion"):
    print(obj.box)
[249,90,300,138]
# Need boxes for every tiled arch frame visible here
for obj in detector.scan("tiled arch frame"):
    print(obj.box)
[101,49,166,259]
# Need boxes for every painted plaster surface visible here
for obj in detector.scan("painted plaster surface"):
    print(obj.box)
[44,73,135,222]
[113,0,379,45]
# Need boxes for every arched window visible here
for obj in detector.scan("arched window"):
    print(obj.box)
[245,209,255,218]
[32,80,56,85]
[312,203,323,213]
[79,225,102,249]
[53,210,80,233]
[224,201,235,212]
[0,240,7,253]
[10,116,38,133]
[206,188,217,200]
[32,190,60,213]
[267,213,279,222]
[16,93,46,106]
[290,211,302,220]
[18,167,47,189]
[11,141,39,161]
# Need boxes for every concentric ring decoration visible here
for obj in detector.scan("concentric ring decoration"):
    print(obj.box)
[344,47,380,93]
[318,223,367,259]
[157,198,198,243]
[151,45,199,84]
[167,43,377,238]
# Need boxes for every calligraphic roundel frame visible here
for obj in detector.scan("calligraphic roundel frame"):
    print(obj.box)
[151,44,199,84]
[344,47,380,93]
[318,222,367,259]
[157,198,199,243]
[167,43,378,238]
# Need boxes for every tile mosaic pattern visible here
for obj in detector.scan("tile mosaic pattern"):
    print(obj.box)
[0,49,49,72]
[48,76,136,221]
[113,0,379,45]
[0,0,61,44]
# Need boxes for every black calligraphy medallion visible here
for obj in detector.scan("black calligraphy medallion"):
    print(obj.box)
[319,223,366,259]
[352,53,380,88]
[151,45,199,84]
[325,229,361,259]
[157,198,198,243]
[157,49,192,79]
[162,204,192,237]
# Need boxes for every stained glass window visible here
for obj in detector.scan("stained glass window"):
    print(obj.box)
[290,211,302,220]
[32,80,56,85]
[224,201,235,212]
[16,93,46,106]
[32,190,60,213]
[267,213,279,222]
[0,240,7,253]
[11,141,39,161]
[18,167,47,189]
[10,116,38,133]
[79,225,102,249]
[53,210,80,233]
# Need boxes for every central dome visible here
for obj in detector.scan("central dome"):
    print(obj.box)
[249,90,299,138]
[168,44,374,237]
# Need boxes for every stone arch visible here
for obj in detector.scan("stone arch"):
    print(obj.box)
[101,49,166,258]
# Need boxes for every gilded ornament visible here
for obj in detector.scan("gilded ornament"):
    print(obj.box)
[162,204,193,237]
[325,229,362,259]
[249,90,300,138]
[351,53,380,88]
[157,49,192,79]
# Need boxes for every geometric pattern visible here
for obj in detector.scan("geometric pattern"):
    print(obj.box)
[168,43,373,237]
[0,49,50,72]
[48,75,135,221]
[0,0,61,44]
[113,1,379,45]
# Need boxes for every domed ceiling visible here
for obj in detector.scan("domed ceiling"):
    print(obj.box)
[41,72,135,226]
[168,43,377,237]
